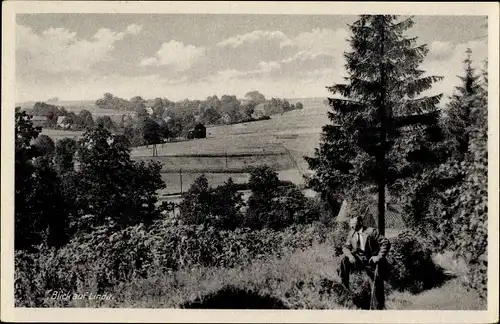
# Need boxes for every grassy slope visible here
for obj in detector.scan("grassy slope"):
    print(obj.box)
[56,243,485,310]
[387,279,485,310]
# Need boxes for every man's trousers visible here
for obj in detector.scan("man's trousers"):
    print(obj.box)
[338,253,388,310]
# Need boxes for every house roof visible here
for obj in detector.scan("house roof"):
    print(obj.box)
[336,198,406,229]
[364,204,405,228]
[254,103,266,112]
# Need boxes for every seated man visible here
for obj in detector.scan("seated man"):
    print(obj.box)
[338,215,390,309]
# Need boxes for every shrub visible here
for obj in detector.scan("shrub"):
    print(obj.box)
[14,222,330,307]
[386,231,448,294]
[179,176,245,230]
[245,166,320,230]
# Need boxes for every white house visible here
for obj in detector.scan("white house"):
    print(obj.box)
[57,116,71,129]
[251,103,267,119]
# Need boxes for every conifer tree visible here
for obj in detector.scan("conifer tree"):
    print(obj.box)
[420,50,488,298]
[444,48,484,160]
[305,15,445,235]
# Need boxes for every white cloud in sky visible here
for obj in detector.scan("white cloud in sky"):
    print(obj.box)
[281,28,350,56]
[275,28,350,81]
[216,30,288,48]
[208,61,282,83]
[421,39,487,105]
[126,24,143,35]
[257,61,281,73]
[15,23,488,104]
[140,40,206,71]
[428,41,455,60]
[16,24,143,74]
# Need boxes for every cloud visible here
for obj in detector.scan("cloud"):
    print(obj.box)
[207,61,282,83]
[428,41,455,60]
[216,30,288,48]
[281,28,349,60]
[273,28,349,80]
[257,61,281,73]
[201,28,349,83]
[16,24,127,74]
[16,73,183,103]
[140,40,206,71]
[421,39,488,105]
[126,24,143,35]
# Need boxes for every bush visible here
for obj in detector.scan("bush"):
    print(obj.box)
[386,231,448,294]
[14,222,330,307]
[245,166,320,230]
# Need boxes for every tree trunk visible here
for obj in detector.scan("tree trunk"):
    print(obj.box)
[377,175,386,236]
[376,17,387,309]
[377,17,387,237]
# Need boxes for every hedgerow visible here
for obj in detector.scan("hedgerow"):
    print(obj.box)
[14,221,330,307]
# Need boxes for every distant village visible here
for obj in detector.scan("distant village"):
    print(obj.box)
[23,92,304,146]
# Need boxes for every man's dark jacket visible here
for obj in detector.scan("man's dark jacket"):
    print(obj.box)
[342,226,391,259]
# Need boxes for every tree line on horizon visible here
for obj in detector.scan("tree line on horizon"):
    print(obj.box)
[28,90,303,129]
[26,90,303,147]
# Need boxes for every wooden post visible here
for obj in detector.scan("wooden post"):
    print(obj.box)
[180,168,183,194]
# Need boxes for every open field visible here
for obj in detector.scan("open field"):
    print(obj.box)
[130,97,328,191]
[40,129,85,142]
[132,152,293,173]
[158,169,305,196]
[35,98,328,192]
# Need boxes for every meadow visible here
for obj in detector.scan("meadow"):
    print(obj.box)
[40,128,85,142]
[28,98,326,196]
[130,97,328,193]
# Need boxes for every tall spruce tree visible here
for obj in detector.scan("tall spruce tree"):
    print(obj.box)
[444,48,484,160]
[305,15,445,235]
[403,49,488,234]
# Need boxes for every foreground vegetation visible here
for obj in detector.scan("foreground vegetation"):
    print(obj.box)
[17,221,468,309]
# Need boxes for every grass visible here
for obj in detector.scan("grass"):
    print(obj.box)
[44,241,484,310]
[387,279,485,310]
[55,243,351,309]
[37,101,324,192]
[157,169,305,195]
[132,154,294,173]
[40,128,85,141]
[387,250,485,310]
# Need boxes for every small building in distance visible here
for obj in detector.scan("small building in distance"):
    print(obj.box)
[30,115,48,128]
[335,198,406,238]
[57,116,71,129]
[187,123,207,139]
[251,103,267,119]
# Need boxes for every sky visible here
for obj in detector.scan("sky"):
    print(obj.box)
[15,14,488,103]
